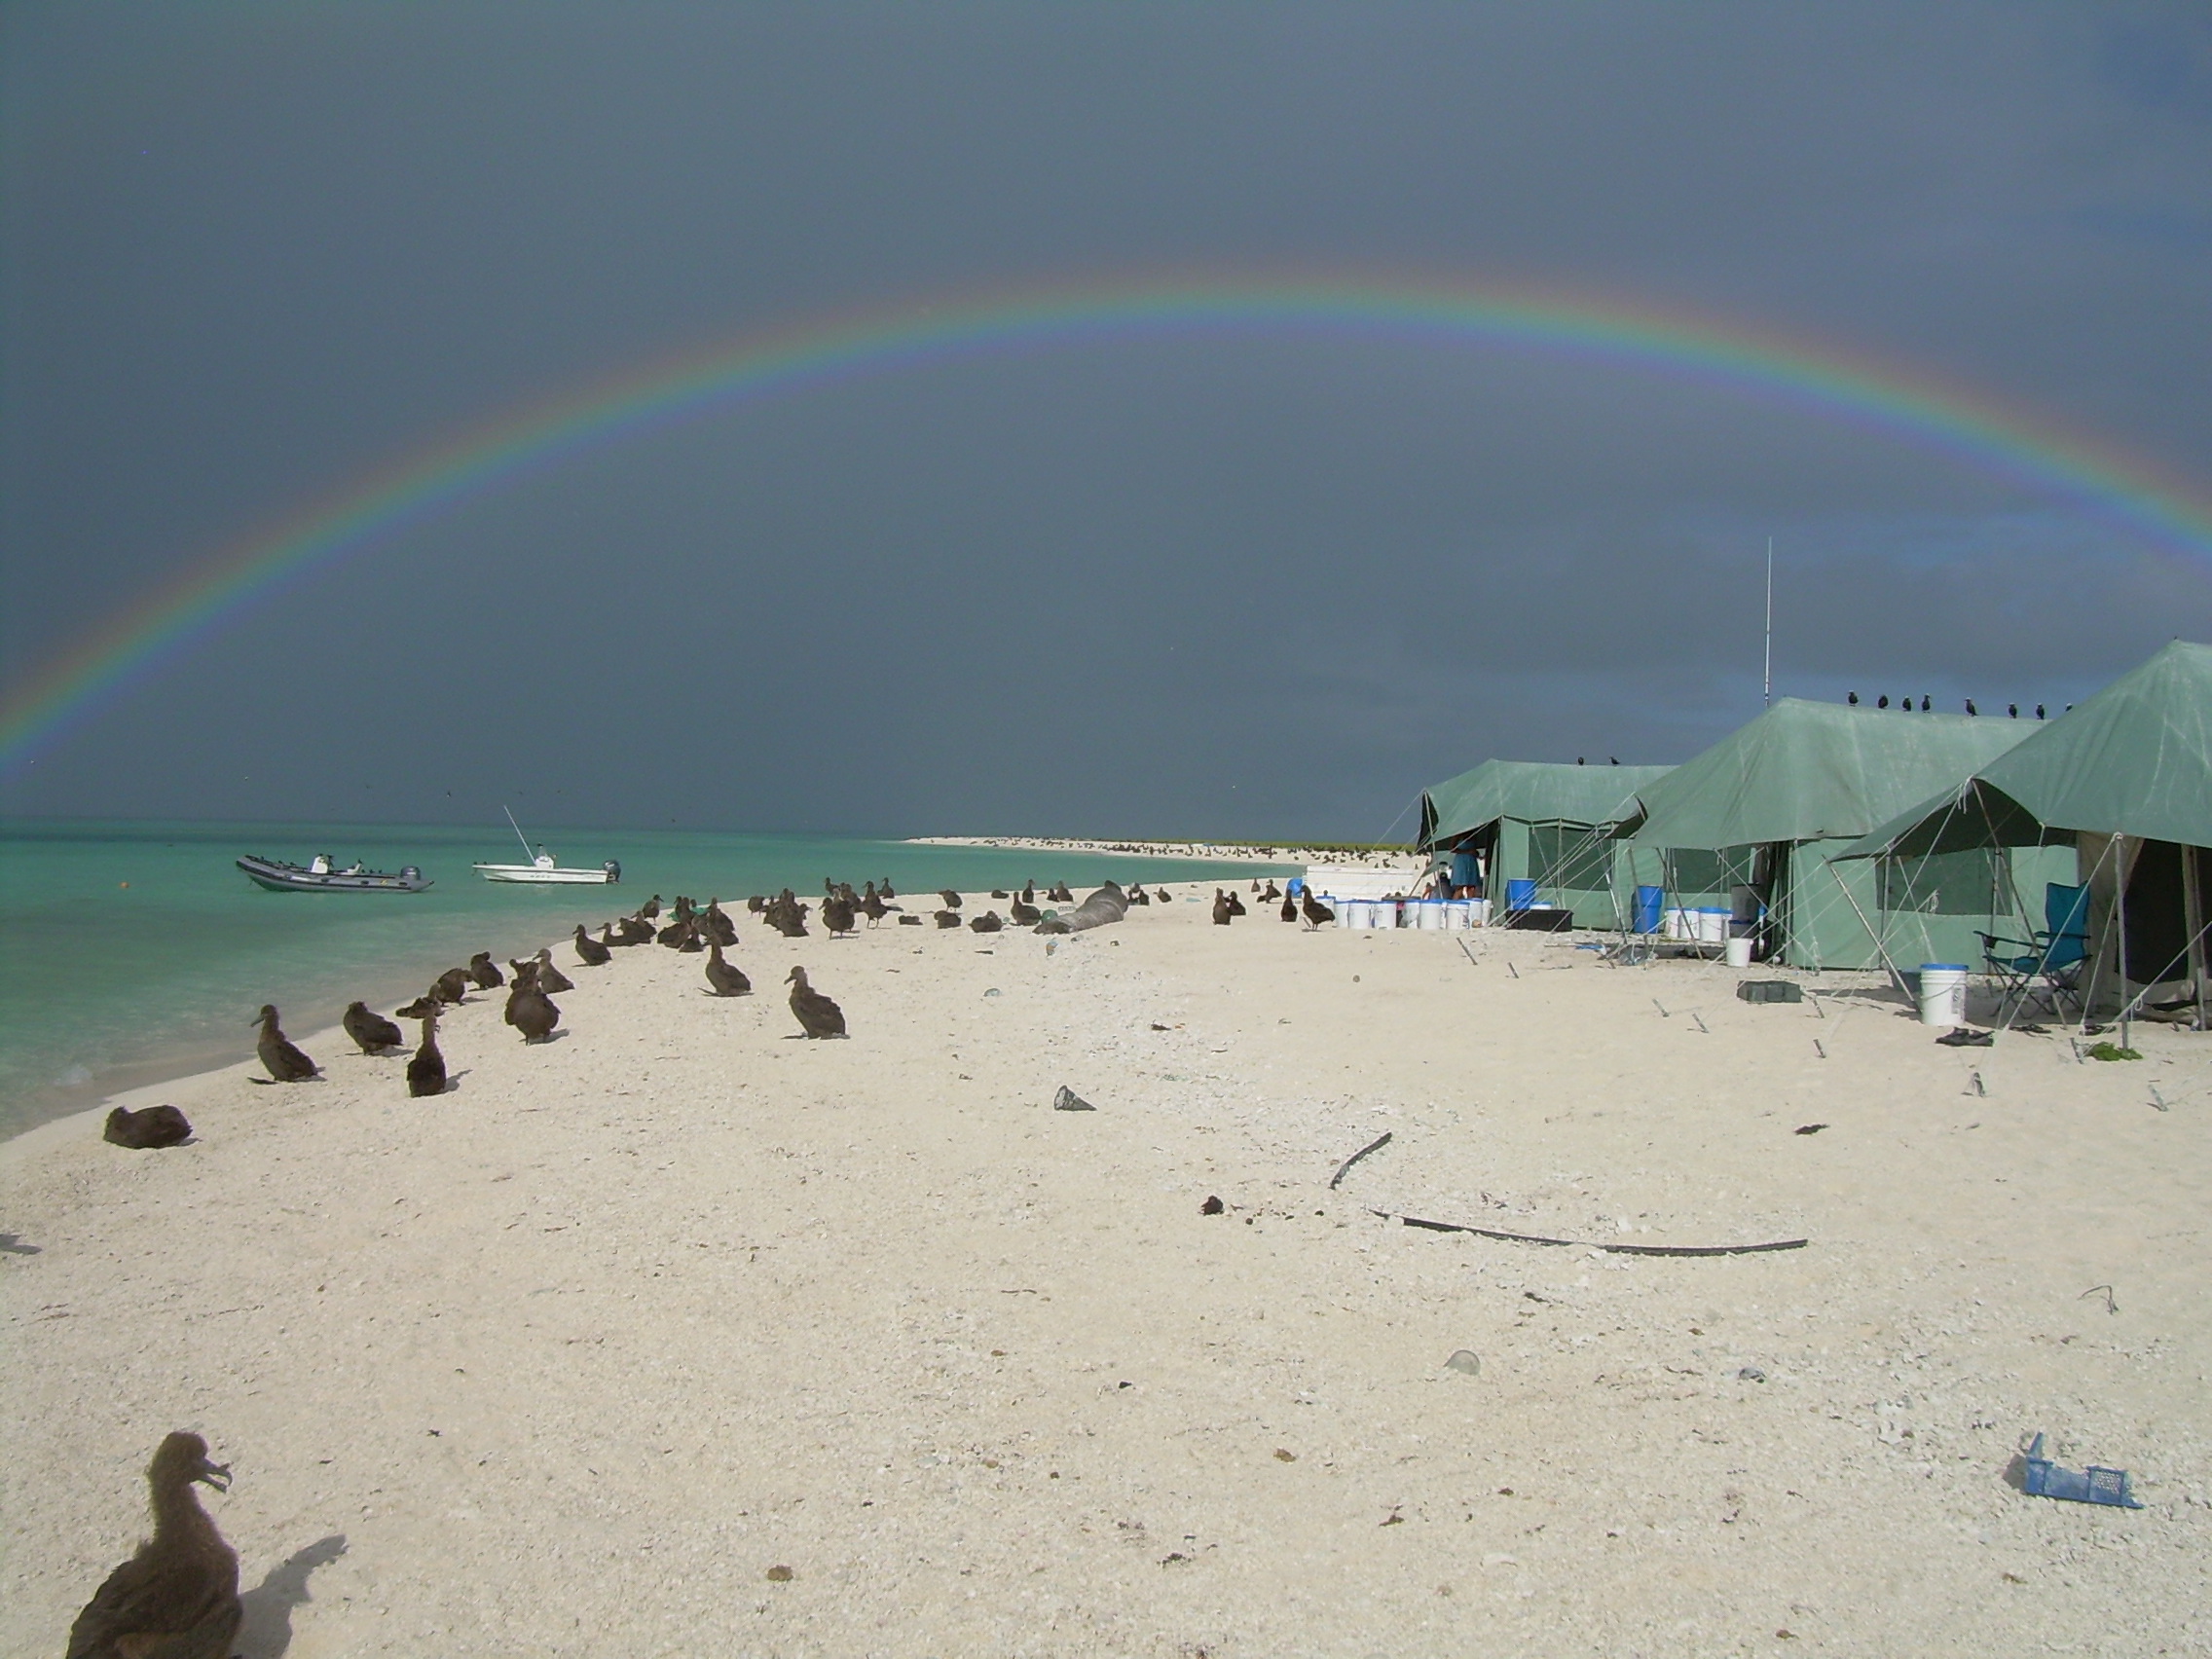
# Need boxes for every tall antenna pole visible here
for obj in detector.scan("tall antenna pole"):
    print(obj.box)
[1762,536,1774,709]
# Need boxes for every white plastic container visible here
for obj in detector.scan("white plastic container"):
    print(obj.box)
[1372,900,1400,930]
[1696,906,1731,943]
[1916,963,1969,1027]
[1341,898,1371,930]
[1414,900,1444,931]
[1444,899,1475,930]
[1723,936,1753,968]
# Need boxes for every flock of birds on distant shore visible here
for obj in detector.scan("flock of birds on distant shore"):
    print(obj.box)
[71,866,1356,1652]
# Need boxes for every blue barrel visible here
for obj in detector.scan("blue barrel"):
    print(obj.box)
[1505,878,1538,911]
[1633,884,1664,934]
[1285,876,1305,897]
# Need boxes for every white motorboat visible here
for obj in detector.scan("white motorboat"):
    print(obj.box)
[472,857,621,885]
[472,809,621,885]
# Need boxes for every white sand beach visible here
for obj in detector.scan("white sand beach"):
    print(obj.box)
[5,890,2207,1656]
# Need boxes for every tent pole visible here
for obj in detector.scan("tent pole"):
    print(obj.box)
[2116,831,2130,1051]
[2185,845,2208,1033]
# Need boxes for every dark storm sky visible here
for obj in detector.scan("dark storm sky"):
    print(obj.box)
[3,3,2208,839]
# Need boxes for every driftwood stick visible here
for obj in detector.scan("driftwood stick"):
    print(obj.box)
[1379,1208,1807,1258]
[1329,1131,1394,1190]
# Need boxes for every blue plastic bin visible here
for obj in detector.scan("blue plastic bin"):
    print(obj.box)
[1505,878,1539,911]
[1633,884,1664,934]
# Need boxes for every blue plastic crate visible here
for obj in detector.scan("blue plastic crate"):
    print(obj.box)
[2021,1432,2144,1508]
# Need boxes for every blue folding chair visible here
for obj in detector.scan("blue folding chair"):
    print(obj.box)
[1978,882,2090,1019]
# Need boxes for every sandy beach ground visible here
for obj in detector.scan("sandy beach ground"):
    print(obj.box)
[5,887,2208,1656]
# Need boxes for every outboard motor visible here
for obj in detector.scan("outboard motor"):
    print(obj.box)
[603,859,622,883]
[399,866,422,884]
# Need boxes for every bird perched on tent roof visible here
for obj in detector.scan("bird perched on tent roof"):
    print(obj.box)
[1920,695,1932,712]
[1877,695,1889,709]
[1847,691,1859,705]
[1965,699,1977,716]
[67,1430,241,1659]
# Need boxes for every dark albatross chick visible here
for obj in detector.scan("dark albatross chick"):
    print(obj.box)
[430,967,472,1006]
[1009,893,1042,926]
[504,977,561,1043]
[1280,891,1298,923]
[938,888,963,910]
[342,1001,405,1054]
[969,910,1004,934]
[705,942,752,996]
[531,949,575,994]
[822,896,857,938]
[1211,890,1233,926]
[466,951,504,990]
[104,1105,192,1149]
[572,924,612,967]
[786,967,847,1039]
[251,1006,318,1083]
[67,1430,240,1659]
[406,1010,447,1097]
[1300,889,1336,930]
[934,909,962,929]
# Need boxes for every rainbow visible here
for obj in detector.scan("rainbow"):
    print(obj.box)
[6,271,2211,775]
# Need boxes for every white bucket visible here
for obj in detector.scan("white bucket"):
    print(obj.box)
[1467,899,1491,927]
[1373,900,1400,930]
[1723,936,1753,969]
[1696,906,1731,943]
[1414,901,1444,931]
[1917,964,1969,1027]
[1664,906,1694,940]
[1335,897,1364,929]
[1444,899,1475,930]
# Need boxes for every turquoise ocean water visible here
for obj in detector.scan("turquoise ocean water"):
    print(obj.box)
[0,818,1288,1142]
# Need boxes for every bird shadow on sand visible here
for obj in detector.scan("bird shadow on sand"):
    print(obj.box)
[0,1233,40,1255]
[236,1533,349,1657]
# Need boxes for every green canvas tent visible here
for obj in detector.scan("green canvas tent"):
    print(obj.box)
[1836,641,2212,1014]
[1618,698,2059,968]
[1419,759,1671,925]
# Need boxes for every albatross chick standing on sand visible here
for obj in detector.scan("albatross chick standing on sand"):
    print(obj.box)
[252,1006,318,1083]
[531,949,575,994]
[572,924,611,966]
[342,1001,404,1054]
[67,1430,240,1659]
[786,967,846,1038]
[406,1009,447,1097]
[466,951,504,989]
[705,942,752,996]
[504,977,561,1043]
